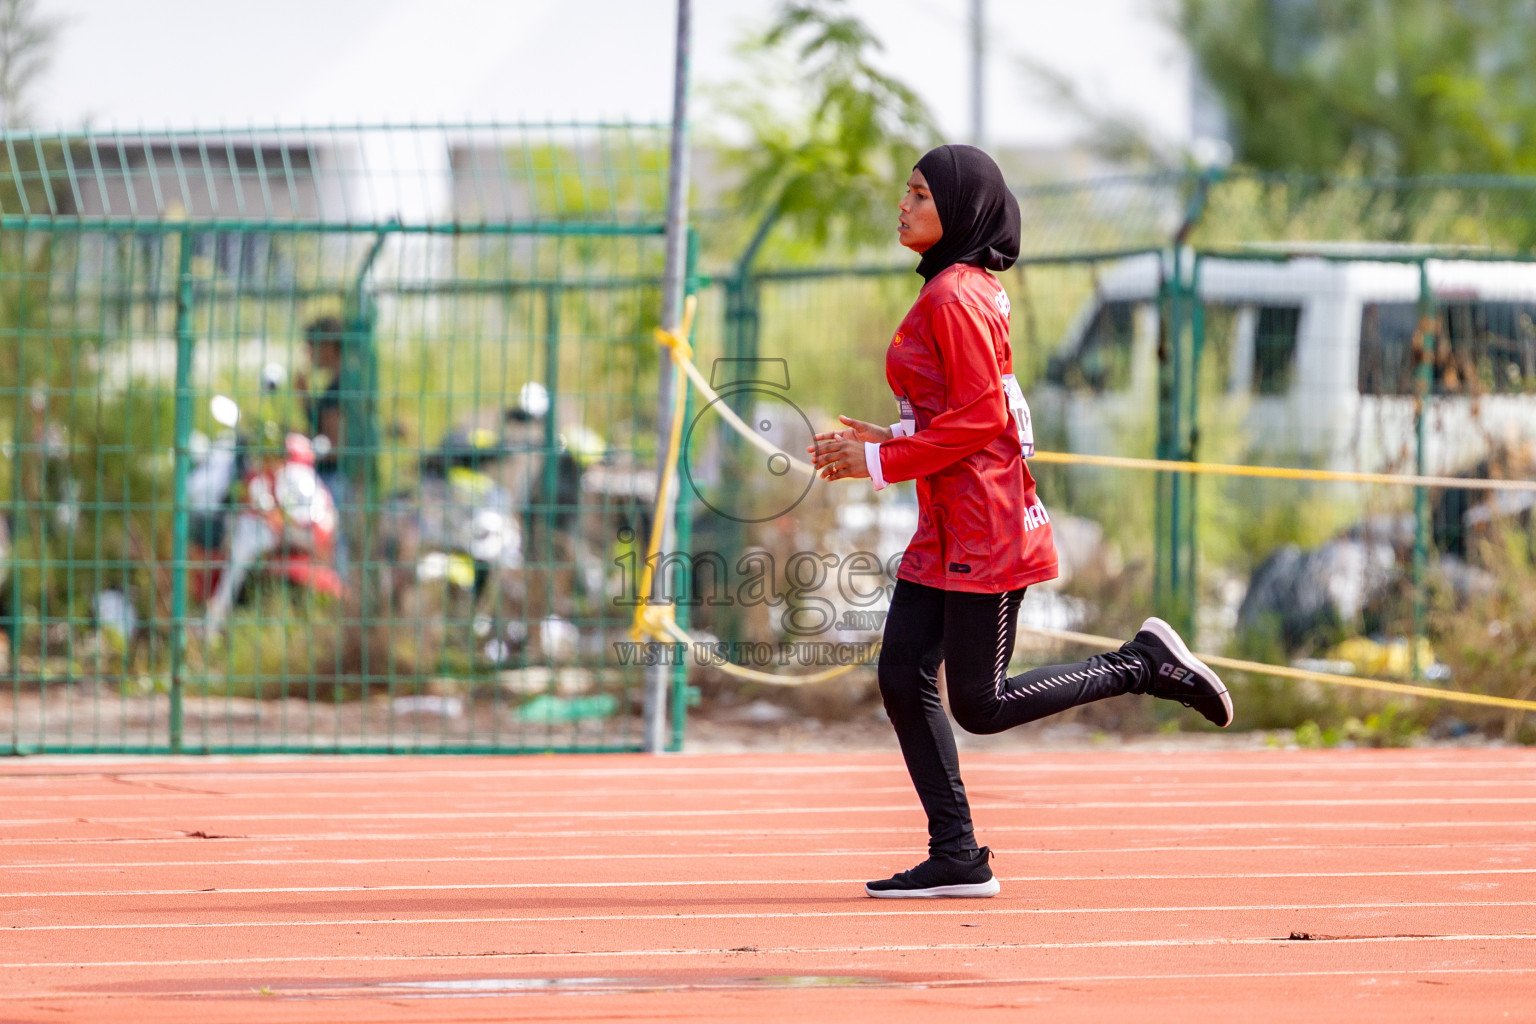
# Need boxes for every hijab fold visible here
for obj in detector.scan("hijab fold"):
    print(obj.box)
[912,145,1020,283]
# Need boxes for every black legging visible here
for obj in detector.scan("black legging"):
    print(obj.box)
[877,578,1151,854]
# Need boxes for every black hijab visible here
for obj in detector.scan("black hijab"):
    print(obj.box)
[912,144,1020,283]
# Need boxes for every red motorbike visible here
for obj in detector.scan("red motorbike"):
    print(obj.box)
[188,395,344,635]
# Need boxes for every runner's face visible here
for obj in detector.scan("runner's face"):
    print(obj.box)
[898,169,942,252]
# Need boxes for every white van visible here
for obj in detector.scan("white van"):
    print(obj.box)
[1039,249,1536,474]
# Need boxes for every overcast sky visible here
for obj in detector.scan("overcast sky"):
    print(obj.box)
[34,0,1192,151]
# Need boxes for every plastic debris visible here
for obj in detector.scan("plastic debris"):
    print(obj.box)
[516,693,618,723]
[391,695,465,719]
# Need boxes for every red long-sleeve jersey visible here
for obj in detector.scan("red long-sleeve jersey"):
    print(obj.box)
[870,263,1058,594]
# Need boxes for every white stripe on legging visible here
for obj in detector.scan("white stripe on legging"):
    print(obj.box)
[995,589,1115,704]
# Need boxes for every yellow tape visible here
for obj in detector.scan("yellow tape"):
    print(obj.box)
[630,297,697,643]
[640,317,1532,703]
[630,303,878,684]
[634,602,874,686]
[694,654,871,687]
[1018,625,1536,713]
[1030,450,1536,493]
[649,606,875,686]
[658,332,817,478]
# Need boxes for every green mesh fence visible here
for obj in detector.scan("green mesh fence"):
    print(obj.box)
[2,123,684,754]
[9,150,1536,753]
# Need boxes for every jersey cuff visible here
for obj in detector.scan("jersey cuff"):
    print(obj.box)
[865,442,888,491]
[889,421,909,438]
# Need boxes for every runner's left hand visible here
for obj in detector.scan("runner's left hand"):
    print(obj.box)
[808,431,870,482]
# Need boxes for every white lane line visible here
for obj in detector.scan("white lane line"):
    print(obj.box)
[7,795,1534,828]
[8,965,1536,1002]
[10,841,1530,870]
[0,787,907,804]
[1059,798,1536,807]
[7,871,1536,900]
[12,777,1536,803]
[3,805,917,827]
[897,965,1536,989]
[4,931,1534,970]
[9,902,1536,939]
[5,819,1534,846]
[5,759,1532,787]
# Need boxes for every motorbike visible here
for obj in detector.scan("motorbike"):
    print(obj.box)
[188,385,344,636]
[375,382,626,666]
[376,414,526,664]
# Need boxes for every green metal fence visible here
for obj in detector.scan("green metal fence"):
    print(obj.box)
[8,146,1536,754]
[2,123,691,754]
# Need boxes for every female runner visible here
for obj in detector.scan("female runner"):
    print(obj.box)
[809,145,1233,899]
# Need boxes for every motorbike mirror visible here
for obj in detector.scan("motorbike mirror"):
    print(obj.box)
[210,394,240,429]
[519,381,551,419]
[262,362,287,392]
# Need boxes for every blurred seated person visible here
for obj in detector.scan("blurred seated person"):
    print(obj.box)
[295,315,351,578]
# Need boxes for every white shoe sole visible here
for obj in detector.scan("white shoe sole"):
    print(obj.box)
[1141,616,1233,728]
[865,878,1000,899]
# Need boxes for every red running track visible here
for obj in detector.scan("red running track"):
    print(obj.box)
[2,749,1533,1022]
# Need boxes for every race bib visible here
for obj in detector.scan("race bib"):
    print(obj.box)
[896,395,915,437]
[1000,373,1034,458]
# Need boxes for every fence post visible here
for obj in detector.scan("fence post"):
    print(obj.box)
[710,268,760,649]
[668,228,700,752]
[541,285,561,582]
[168,229,196,754]
[539,281,563,696]
[345,229,389,521]
[342,229,388,715]
[1155,248,1186,628]
[1184,254,1206,628]
[647,0,693,754]
[1155,172,1215,636]
[1412,261,1434,681]
[7,226,25,753]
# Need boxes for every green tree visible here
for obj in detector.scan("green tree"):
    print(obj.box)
[716,0,940,256]
[1180,0,1536,175]
[0,0,58,129]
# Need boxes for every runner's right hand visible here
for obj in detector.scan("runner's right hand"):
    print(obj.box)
[809,415,892,448]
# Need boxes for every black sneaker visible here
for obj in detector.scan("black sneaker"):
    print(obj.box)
[1131,616,1233,728]
[865,847,999,899]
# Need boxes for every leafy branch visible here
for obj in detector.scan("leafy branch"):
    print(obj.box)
[717,0,940,257]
